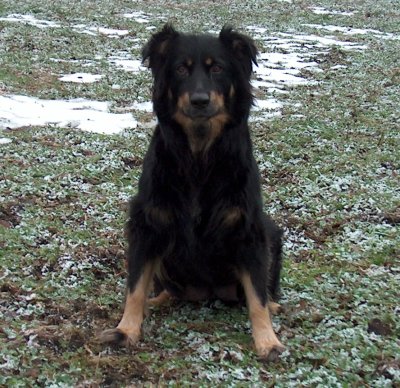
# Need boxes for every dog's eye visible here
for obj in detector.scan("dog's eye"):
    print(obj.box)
[210,64,223,74]
[176,65,189,77]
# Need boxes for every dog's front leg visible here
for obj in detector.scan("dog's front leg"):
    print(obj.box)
[240,272,285,361]
[101,261,156,346]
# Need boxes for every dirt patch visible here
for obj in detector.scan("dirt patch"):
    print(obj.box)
[367,318,393,336]
[0,202,23,228]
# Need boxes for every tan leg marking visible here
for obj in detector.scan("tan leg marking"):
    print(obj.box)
[101,263,155,347]
[268,301,283,315]
[241,273,285,360]
[118,264,155,341]
[148,289,172,307]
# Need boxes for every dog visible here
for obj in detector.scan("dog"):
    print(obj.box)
[101,24,285,361]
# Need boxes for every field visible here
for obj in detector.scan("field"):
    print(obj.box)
[0,0,399,386]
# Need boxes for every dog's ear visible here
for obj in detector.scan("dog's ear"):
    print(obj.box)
[142,23,179,74]
[219,26,258,77]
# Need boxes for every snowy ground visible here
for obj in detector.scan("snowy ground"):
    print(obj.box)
[0,1,399,386]
[2,8,394,133]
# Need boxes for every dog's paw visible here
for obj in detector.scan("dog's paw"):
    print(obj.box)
[99,328,140,347]
[148,290,172,307]
[255,341,285,362]
[268,302,283,315]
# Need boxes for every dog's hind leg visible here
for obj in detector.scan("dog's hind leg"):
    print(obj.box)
[240,272,285,361]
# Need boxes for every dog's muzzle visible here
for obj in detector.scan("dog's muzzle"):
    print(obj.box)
[185,92,219,120]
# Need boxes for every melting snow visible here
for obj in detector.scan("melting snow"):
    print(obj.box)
[0,13,130,37]
[310,7,355,16]
[0,13,60,28]
[0,95,137,134]
[74,25,130,37]
[58,73,103,83]
[303,24,400,40]
[271,32,368,51]
[131,101,153,112]
[0,138,12,145]
[253,98,283,111]
[123,11,151,23]
[108,52,147,72]
[0,13,390,128]
[247,27,367,116]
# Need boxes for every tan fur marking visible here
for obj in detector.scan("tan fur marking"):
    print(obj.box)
[177,92,191,110]
[268,301,283,315]
[116,264,156,343]
[174,91,229,154]
[173,91,192,131]
[223,207,243,226]
[241,273,285,359]
[209,91,225,109]
[205,57,213,66]
[208,112,229,143]
[148,289,172,307]
[186,58,193,67]
[173,110,193,132]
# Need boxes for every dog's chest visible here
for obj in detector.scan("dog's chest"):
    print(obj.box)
[188,182,205,228]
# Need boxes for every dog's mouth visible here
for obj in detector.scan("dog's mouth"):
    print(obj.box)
[182,106,220,121]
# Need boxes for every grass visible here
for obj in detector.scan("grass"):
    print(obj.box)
[1,0,399,386]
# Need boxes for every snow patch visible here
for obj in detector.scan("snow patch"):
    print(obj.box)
[0,13,130,37]
[254,98,283,111]
[58,73,103,83]
[123,11,151,23]
[108,52,147,72]
[303,24,400,40]
[247,26,367,117]
[0,95,137,134]
[131,101,153,112]
[0,138,12,145]
[74,24,129,37]
[310,7,355,16]
[0,13,60,28]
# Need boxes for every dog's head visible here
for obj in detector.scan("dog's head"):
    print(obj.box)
[142,24,257,152]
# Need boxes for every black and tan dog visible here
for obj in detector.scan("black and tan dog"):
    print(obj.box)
[101,24,285,360]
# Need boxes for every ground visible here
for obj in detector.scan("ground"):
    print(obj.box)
[0,0,399,386]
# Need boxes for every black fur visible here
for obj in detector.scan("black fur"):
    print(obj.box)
[126,24,283,306]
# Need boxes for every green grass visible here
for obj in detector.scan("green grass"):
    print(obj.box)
[1,0,399,386]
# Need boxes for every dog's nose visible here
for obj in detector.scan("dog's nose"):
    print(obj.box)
[190,92,210,109]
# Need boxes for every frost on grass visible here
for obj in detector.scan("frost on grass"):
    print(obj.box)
[1,1,399,386]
